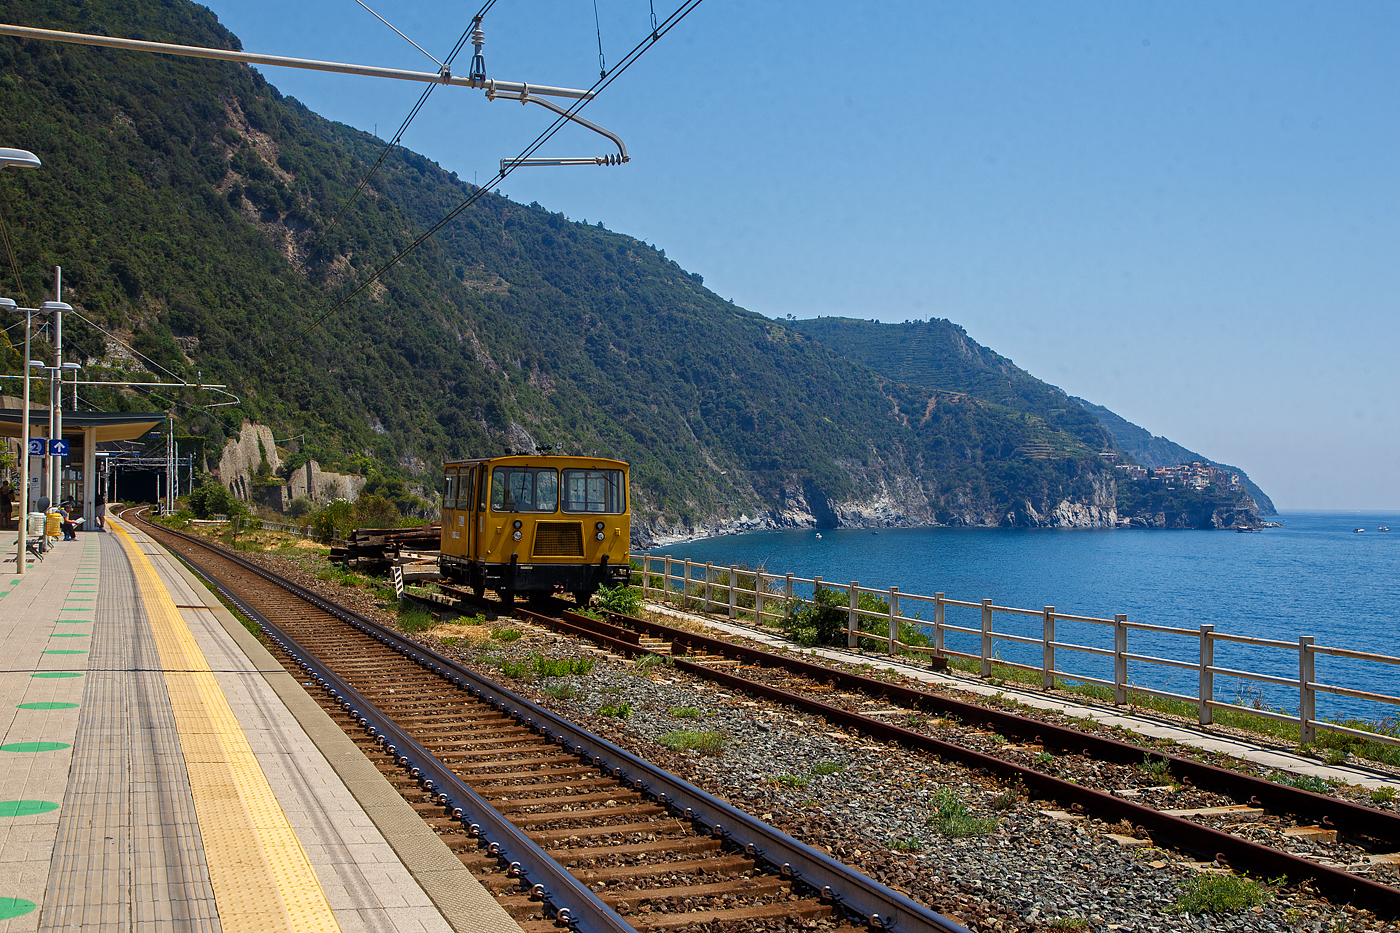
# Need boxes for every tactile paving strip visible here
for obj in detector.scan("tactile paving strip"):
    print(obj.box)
[39,534,219,932]
[113,525,341,933]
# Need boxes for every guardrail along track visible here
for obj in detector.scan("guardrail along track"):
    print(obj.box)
[502,605,1400,918]
[134,515,968,933]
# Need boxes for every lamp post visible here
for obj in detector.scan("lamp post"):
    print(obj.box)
[0,147,40,573]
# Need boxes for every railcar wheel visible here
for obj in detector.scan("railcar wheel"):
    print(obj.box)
[472,583,485,599]
[573,591,593,608]
[499,590,515,608]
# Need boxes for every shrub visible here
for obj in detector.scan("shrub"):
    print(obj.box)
[598,702,631,718]
[286,495,313,519]
[493,628,523,642]
[311,499,354,542]
[543,684,577,699]
[812,761,845,776]
[352,493,400,529]
[668,706,702,718]
[596,584,644,617]
[784,586,849,647]
[1371,786,1397,804]
[188,480,246,519]
[500,660,530,679]
[1172,874,1272,913]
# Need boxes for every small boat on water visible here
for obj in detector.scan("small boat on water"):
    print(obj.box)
[1353,528,1366,533]
[1380,526,1391,532]
[814,533,822,539]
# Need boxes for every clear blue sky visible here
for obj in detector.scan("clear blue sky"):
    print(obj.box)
[199,1,1398,509]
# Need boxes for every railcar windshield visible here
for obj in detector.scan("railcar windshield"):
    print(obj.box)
[490,467,558,512]
[561,469,626,514]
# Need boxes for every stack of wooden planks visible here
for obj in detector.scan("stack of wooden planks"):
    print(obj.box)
[335,524,441,571]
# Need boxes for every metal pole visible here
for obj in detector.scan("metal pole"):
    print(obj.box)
[16,305,30,574]
[52,266,61,507]
[0,23,595,99]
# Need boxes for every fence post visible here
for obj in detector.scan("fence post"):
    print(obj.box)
[728,565,738,621]
[785,573,794,619]
[847,582,859,649]
[1042,607,1055,690]
[934,593,945,657]
[754,571,764,625]
[980,598,993,677]
[1114,614,1128,705]
[1299,636,1316,745]
[664,556,672,603]
[1199,624,1214,725]
[888,587,899,656]
[704,562,713,612]
[683,559,692,610]
[641,554,651,599]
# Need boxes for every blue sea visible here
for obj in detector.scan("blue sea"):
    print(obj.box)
[645,511,1400,725]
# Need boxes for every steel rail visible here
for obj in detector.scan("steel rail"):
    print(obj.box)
[140,517,973,933]
[602,610,1400,845]
[157,532,630,933]
[521,608,1400,918]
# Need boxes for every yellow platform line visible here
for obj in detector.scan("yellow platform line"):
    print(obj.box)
[114,524,341,933]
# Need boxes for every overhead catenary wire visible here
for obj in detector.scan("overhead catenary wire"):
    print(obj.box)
[259,0,705,371]
[299,0,501,270]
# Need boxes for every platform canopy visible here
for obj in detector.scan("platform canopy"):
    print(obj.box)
[0,409,167,442]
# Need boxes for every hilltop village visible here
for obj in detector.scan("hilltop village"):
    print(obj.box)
[1110,460,1264,530]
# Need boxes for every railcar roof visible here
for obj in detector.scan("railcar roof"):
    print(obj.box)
[443,455,628,468]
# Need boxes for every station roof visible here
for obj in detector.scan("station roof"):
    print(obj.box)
[0,409,167,443]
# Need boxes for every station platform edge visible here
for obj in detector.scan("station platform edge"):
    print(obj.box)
[0,516,518,933]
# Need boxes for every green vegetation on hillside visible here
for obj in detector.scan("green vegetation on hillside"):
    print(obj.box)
[1,0,1128,534]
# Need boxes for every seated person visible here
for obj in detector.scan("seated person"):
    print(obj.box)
[58,501,79,541]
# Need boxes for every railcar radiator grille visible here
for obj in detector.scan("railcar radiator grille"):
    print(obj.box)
[532,522,584,557]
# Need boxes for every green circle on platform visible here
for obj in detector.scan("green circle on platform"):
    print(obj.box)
[30,672,82,679]
[43,650,87,655]
[0,897,37,919]
[0,800,59,817]
[0,742,70,753]
[17,702,78,710]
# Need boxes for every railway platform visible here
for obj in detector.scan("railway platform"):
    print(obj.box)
[0,517,518,933]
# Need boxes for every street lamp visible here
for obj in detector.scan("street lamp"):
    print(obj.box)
[0,147,39,573]
[0,148,41,170]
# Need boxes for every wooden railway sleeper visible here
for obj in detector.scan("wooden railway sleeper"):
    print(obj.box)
[150,518,980,933]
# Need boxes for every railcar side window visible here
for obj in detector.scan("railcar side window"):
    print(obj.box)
[465,466,477,511]
[561,469,626,514]
[444,473,458,509]
[490,467,559,512]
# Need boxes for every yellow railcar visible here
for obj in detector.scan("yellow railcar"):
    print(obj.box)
[438,454,631,605]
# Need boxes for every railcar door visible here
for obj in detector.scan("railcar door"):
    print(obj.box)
[463,465,478,559]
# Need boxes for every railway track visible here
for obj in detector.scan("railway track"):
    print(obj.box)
[489,602,1400,918]
[131,512,969,933]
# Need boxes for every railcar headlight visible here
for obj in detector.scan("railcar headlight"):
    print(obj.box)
[512,531,522,540]
[513,520,523,529]
[595,522,605,530]
[596,532,605,541]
